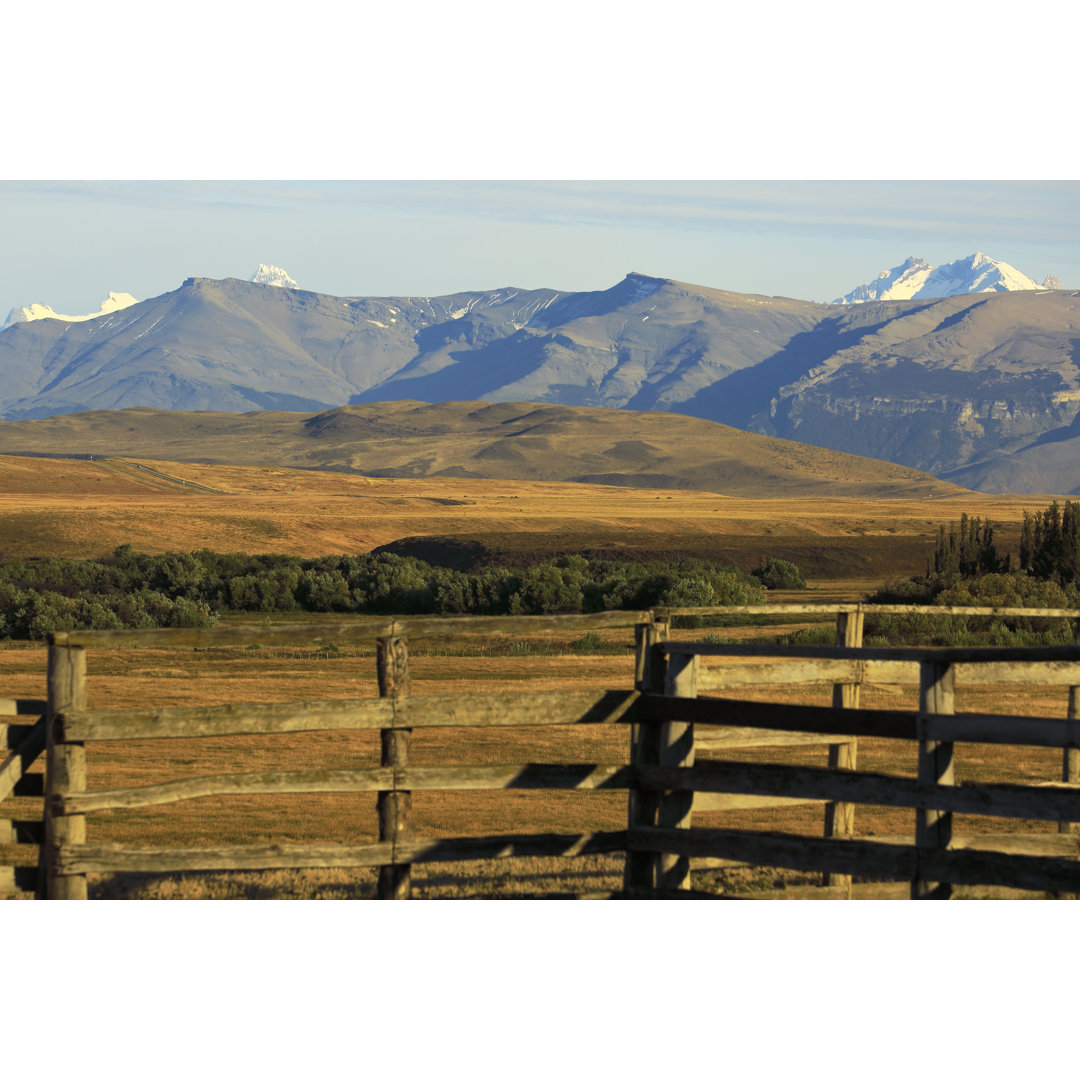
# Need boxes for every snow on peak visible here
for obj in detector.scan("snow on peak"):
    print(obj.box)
[3,291,139,328]
[835,253,1051,304]
[251,264,298,289]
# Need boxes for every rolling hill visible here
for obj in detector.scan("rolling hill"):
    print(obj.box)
[0,400,965,499]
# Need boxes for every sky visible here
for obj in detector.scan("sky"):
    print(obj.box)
[2,3,1077,318]
[2,180,1077,318]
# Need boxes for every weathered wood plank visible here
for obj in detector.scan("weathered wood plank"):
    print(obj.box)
[0,716,45,803]
[693,659,1080,690]
[956,662,1080,687]
[666,643,1080,663]
[639,760,1080,824]
[698,660,920,690]
[56,764,638,814]
[49,610,652,649]
[62,688,642,741]
[918,847,1080,893]
[656,604,1080,618]
[645,695,1080,750]
[696,727,853,749]
[637,695,917,740]
[56,830,631,874]
[46,644,88,900]
[926,713,1080,749]
[693,792,823,812]
[43,605,1078,650]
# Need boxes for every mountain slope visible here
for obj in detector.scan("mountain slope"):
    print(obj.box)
[0,400,965,499]
[1,271,1078,491]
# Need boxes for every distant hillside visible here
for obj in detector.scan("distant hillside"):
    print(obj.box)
[1,272,1077,490]
[0,400,965,499]
[943,417,1080,496]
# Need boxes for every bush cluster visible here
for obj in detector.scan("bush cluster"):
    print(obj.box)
[866,501,1080,646]
[751,558,806,590]
[0,547,765,639]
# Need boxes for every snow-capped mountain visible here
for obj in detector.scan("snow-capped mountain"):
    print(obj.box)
[834,252,1051,304]
[2,291,138,328]
[251,264,298,289]
[2,270,1078,493]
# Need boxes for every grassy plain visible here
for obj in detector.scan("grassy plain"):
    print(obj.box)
[0,453,1072,898]
[0,452,1052,578]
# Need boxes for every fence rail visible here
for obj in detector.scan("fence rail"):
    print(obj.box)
[7,603,1079,899]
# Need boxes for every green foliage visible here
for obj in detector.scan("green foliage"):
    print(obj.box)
[929,513,1007,578]
[0,548,761,639]
[864,500,1080,646]
[1020,499,1080,585]
[751,559,806,590]
[775,625,834,646]
[568,631,604,652]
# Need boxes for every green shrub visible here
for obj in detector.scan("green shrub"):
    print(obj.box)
[751,559,806,590]
[568,631,604,652]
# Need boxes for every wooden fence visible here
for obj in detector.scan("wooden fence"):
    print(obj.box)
[0,697,47,897]
[3,602,1080,899]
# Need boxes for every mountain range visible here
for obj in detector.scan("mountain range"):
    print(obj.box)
[1,259,1078,494]
[834,252,1057,304]
[3,290,139,327]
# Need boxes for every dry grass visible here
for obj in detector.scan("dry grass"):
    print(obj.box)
[3,618,1075,900]
[0,452,1045,579]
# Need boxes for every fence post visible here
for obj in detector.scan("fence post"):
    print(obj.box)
[45,642,88,900]
[656,650,698,891]
[376,636,412,900]
[1060,686,1079,836]
[913,660,955,900]
[0,700,16,847]
[625,617,669,892]
[823,606,862,894]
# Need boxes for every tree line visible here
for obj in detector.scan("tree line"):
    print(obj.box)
[867,500,1080,646]
[0,547,767,640]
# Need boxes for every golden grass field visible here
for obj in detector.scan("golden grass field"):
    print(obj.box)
[0,452,1055,577]
[0,453,1073,898]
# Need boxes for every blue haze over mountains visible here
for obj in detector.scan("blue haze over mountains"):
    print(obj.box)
[1,262,1079,495]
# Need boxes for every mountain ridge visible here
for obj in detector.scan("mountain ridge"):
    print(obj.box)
[833,252,1053,304]
[1,269,1078,493]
